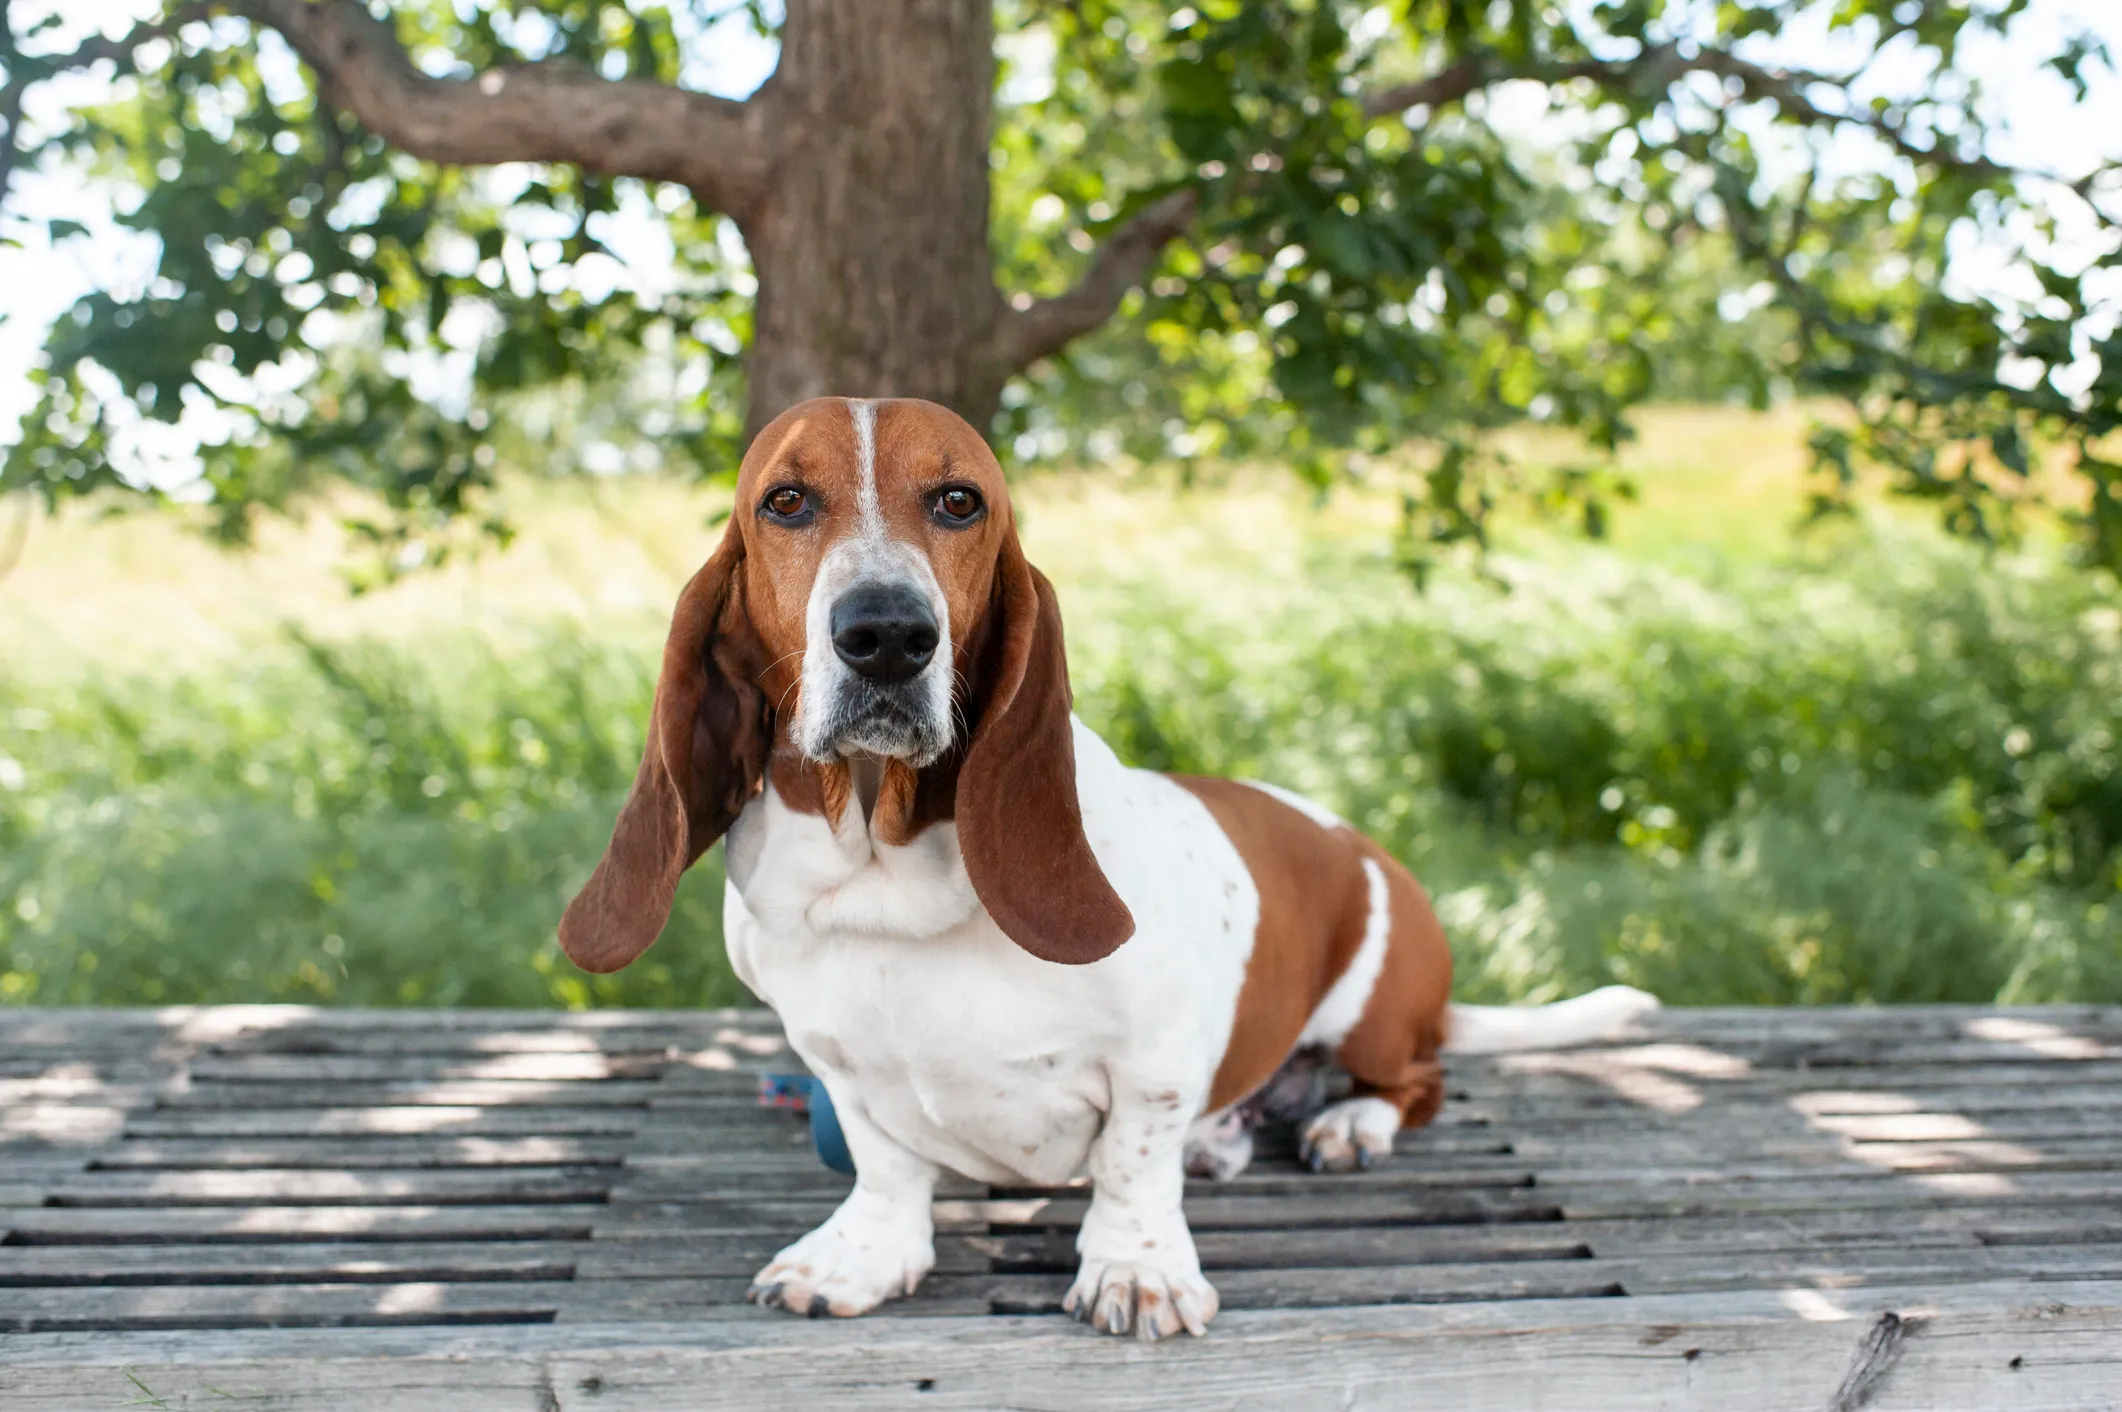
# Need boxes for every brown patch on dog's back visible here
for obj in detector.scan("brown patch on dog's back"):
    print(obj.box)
[1337,837,1452,1129]
[1173,778,1376,1111]
[1175,779,1453,1128]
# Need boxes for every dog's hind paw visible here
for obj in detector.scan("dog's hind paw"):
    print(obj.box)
[1296,1096,1400,1173]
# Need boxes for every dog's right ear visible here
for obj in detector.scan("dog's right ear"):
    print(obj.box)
[559,522,769,973]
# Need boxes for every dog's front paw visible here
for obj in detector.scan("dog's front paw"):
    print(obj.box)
[1297,1096,1401,1173]
[1063,1257,1219,1341]
[747,1214,934,1319]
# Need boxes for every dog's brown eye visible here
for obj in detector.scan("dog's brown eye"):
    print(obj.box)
[761,486,813,524]
[931,486,984,525]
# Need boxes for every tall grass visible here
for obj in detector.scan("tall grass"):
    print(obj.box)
[0,629,737,1008]
[1070,533,2122,1005]
[2,526,2117,1009]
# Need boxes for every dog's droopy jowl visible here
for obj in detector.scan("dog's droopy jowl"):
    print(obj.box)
[559,397,1658,1340]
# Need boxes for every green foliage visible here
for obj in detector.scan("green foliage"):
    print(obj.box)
[3,0,755,576]
[3,0,2116,573]
[0,627,742,1006]
[1070,530,2122,1003]
[4,528,2117,1009]
[998,0,2119,569]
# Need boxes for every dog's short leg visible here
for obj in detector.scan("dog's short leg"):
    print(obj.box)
[1064,1079,1219,1341]
[747,1078,939,1319]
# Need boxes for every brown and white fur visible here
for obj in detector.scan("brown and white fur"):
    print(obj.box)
[559,397,1657,1341]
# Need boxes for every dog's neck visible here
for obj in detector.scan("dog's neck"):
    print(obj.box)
[767,717,959,849]
[846,753,889,819]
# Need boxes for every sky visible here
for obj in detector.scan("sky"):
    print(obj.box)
[0,0,2116,482]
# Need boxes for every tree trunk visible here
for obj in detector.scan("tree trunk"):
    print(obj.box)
[740,0,1006,438]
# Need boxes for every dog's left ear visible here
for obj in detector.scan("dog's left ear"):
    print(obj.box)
[955,534,1135,965]
[558,522,770,973]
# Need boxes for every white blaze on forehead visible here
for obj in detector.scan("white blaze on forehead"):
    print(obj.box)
[793,397,956,766]
[849,399,882,541]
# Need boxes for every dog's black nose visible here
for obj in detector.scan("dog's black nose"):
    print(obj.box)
[831,584,940,684]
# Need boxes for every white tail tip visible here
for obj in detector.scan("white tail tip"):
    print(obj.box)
[1445,985,1661,1056]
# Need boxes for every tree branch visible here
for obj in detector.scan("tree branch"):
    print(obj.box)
[996,188,1199,370]
[230,0,778,221]
[1363,43,2010,184]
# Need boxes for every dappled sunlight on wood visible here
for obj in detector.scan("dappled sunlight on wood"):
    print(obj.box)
[677,1028,788,1072]
[1770,1012,2117,1194]
[1805,1112,1986,1141]
[372,1284,449,1316]
[1,1103,125,1144]
[1789,1090,2034,1186]
[1911,1172,2022,1197]
[1778,1287,1852,1321]
[1962,1016,2110,1060]
[6,1002,2120,1402]
[1787,1091,1926,1117]
[1853,1140,2048,1173]
[1499,1042,1754,1114]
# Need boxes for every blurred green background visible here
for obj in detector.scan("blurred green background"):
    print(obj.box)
[3,2,2118,1011]
[5,404,2117,1010]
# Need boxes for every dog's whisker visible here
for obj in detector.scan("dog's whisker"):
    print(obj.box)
[755,647,809,686]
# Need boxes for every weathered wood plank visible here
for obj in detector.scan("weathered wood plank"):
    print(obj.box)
[153,1081,665,1108]
[1638,1004,2122,1031]
[599,1190,1563,1238]
[1488,1107,2122,1147]
[0,1103,131,1149]
[120,1106,649,1139]
[203,1026,773,1057]
[3,1281,2119,1411]
[611,1163,1543,1204]
[0,1007,779,1040]
[7,1000,2122,1404]
[593,1168,2122,1245]
[892,1244,2122,1319]
[0,1242,581,1287]
[574,1207,2122,1283]
[1317,1147,2122,1184]
[80,1136,632,1171]
[182,1053,672,1083]
[0,1076,162,1105]
[3,1204,606,1244]
[0,1281,576,1333]
[43,1168,616,1208]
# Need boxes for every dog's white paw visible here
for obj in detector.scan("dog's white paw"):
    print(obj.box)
[1297,1096,1401,1173]
[1063,1256,1219,1341]
[1183,1108,1255,1181]
[747,1211,934,1319]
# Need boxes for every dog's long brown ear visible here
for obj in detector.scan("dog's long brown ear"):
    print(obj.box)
[956,535,1135,965]
[559,524,768,973]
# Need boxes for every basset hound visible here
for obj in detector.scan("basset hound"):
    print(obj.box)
[559,397,1657,1340]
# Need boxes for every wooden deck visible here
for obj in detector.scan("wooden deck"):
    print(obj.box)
[3,1004,2120,1409]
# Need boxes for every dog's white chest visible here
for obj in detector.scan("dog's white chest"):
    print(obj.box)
[723,785,1123,1185]
[748,923,1114,1184]
[721,722,1259,1186]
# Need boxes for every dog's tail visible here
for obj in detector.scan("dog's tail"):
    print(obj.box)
[1444,985,1660,1056]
